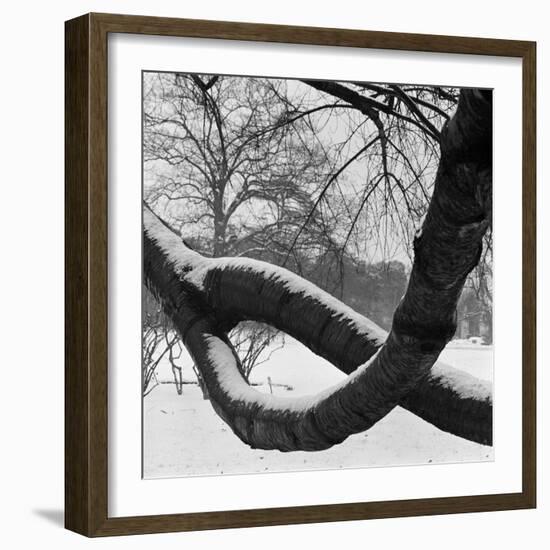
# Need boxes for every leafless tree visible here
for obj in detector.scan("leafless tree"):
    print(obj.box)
[229,322,285,382]
[143,73,340,258]
[142,307,178,396]
[143,73,350,381]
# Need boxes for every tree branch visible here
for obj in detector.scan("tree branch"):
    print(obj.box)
[143,88,492,451]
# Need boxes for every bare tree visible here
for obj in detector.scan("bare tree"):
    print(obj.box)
[143,73,339,258]
[143,73,351,382]
[142,296,178,397]
[229,322,285,382]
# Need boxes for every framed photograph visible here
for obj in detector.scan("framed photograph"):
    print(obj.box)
[65,13,536,536]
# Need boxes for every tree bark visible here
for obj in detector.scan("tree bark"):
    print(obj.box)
[144,88,492,451]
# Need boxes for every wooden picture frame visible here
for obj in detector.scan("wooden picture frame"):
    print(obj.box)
[65,12,536,537]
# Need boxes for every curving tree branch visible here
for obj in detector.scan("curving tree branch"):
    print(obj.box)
[143,88,492,451]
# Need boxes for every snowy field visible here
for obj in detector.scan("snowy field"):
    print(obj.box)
[143,338,493,479]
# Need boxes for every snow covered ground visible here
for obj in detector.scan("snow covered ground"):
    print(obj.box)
[143,338,493,479]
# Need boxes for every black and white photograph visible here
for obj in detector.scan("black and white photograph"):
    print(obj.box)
[141,71,493,479]
[1,0,544,544]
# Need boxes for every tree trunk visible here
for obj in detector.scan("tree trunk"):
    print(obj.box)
[144,88,492,451]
